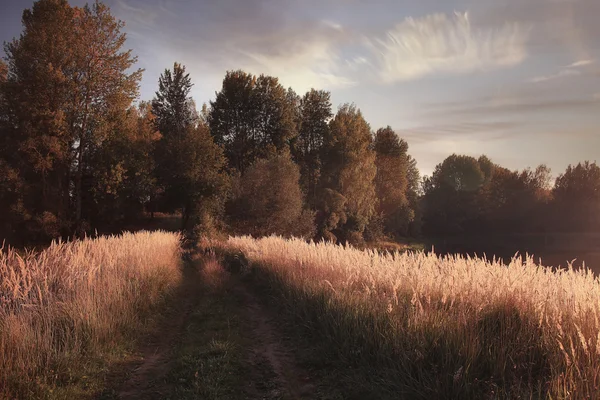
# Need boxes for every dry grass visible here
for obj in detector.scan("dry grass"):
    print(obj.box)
[220,236,600,399]
[0,230,182,397]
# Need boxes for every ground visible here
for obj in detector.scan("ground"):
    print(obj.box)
[94,247,324,400]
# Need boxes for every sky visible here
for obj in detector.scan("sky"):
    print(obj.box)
[1,0,599,177]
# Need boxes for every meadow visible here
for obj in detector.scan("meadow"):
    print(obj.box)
[219,235,600,399]
[0,231,182,397]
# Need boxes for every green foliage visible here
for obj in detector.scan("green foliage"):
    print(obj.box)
[422,154,487,235]
[428,154,485,192]
[423,154,556,235]
[318,104,376,243]
[1,0,142,241]
[373,126,414,237]
[85,102,160,227]
[553,161,600,231]
[209,70,298,173]
[152,63,229,232]
[152,62,197,137]
[228,152,314,237]
[477,165,551,232]
[1,1,598,245]
[292,89,333,208]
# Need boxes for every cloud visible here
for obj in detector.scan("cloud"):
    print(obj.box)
[401,121,522,143]
[364,11,530,82]
[566,59,594,68]
[238,29,357,91]
[115,0,355,94]
[473,0,600,61]
[529,68,581,83]
[115,0,158,31]
[529,58,595,83]
[423,97,599,119]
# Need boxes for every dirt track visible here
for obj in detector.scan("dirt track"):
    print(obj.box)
[111,252,315,400]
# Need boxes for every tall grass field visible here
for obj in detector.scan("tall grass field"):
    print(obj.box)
[0,231,182,397]
[221,236,600,399]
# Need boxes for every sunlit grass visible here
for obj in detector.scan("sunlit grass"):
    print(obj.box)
[0,230,182,397]
[221,235,600,398]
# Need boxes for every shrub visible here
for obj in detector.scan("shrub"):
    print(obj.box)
[228,152,314,237]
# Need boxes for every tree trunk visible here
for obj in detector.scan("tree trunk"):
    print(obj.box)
[75,101,90,236]
[75,138,84,236]
[181,205,189,231]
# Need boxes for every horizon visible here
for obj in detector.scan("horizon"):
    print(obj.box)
[1,0,599,177]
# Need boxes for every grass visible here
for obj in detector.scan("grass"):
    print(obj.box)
[0,230,182,398]
[215,235,600,399]
[165,255,248,400]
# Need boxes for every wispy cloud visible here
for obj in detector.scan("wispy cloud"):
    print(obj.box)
[423,97,599,119]
[116,0,158,30]
[238,32,356,91]
[401,121,521,143]
[565,59,594,68]
[529,68,581,83]
[529,58,595,83]
[364,11,530,82]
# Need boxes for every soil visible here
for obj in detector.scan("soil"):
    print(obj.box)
[108,251,315,400]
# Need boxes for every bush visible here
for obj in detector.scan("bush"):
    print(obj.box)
[228,152,315,237]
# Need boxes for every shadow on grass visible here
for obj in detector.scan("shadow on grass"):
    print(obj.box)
[219,255,554,400]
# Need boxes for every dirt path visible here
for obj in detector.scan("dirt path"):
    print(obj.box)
[234,281,316,399]
[104,252,316,400]
[115,252,203,400]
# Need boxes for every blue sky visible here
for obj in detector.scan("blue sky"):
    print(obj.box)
[1,0,599,176]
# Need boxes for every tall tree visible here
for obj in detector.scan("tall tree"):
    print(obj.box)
[553,162,600,232]
[209,70,297,173]
[3,0,142,238]
[422,154,485,235]
[293,89,333,207]
[318,104,376,242]
[152,63,228,231]
[0,59,24,242]
[70,2,142,231]
[373,126,412,236]
[152,62,196,137]
[85,102,160,227]
[3,0,77,239]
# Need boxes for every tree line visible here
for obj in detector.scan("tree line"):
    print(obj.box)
[1,0,598,246]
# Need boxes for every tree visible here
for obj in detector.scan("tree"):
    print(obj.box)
[228,152,314,237]
[476,164,551,233]
[152,62,196,137]
[373,126,412,237]
[406,155,422,235]
[553,162,600,232]
[422,154,485,235]
[478,155,495,185]
[293,89,333,208]
[2,0,142,238]
[0,59,24,242]
[209,70,297,173]
[70,2,142,232]
[427,154,485,192]
[152,63,228,231]
[318,104,376,242]
[2,0,77,239]
[85,102,160,227]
